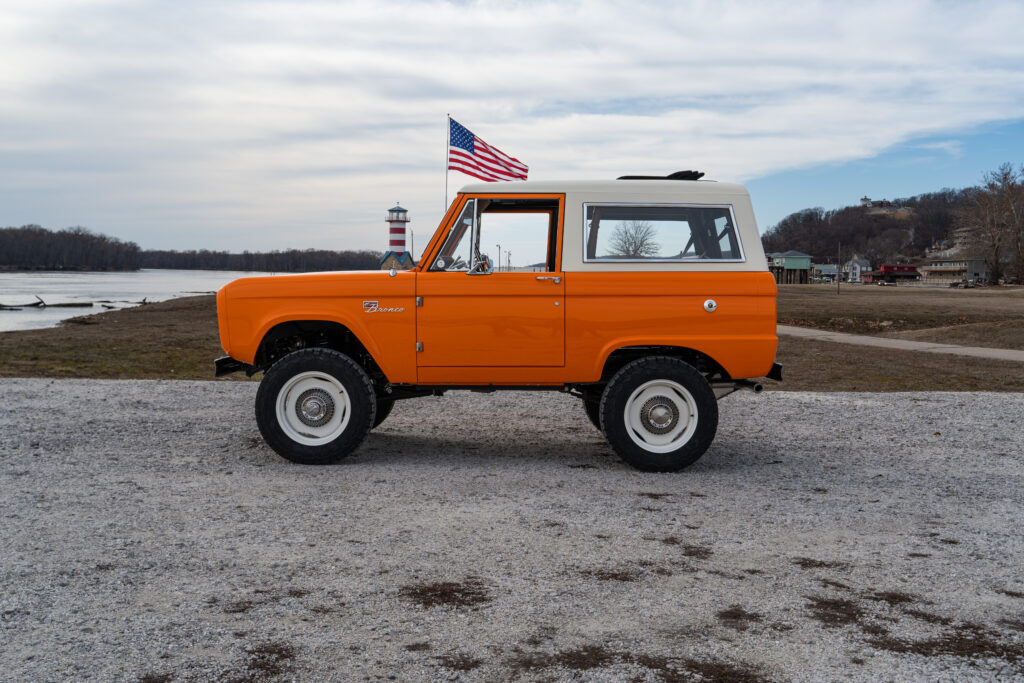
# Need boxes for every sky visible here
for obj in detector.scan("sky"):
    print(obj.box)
[2,0,1023,258]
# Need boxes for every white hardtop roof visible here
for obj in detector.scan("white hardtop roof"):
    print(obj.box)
[457,178,750,198]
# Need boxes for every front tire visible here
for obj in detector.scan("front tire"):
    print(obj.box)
[600,356,718,472]
[255,348,376,465]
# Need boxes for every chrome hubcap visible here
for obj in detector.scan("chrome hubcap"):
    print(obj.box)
[641,396,679,433]
[296,388,334,426]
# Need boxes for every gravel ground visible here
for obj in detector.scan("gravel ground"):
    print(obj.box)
[2,379,1024,683]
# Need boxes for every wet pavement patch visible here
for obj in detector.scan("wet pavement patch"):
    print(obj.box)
[582,567,641,582]
[434,653,482,671]
[865,622,1024,668]
[904,609,953,625]
[865,591,921,606]
[792,557,846,570]
[244,641,296,678]
[399,577,490,608]
[804,595,864,627]
[137,674,173,683]
[716,605,764,631]
[681,544,713,560]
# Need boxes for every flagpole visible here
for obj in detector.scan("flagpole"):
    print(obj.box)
[444,114,450,211]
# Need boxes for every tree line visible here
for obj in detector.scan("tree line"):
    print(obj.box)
[141,248,382,272]
[761,189,969,265]
[0,225,383,272]
[761,163,1024,283]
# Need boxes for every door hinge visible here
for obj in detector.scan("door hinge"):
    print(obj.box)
[416,296,423,307]
[416,342,423,352]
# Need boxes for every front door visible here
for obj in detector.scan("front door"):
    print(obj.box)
[416,195,565,367]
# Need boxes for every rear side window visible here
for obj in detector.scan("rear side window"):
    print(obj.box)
[583,204,744,262]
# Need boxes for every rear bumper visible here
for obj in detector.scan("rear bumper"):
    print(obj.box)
[766,361,783,382]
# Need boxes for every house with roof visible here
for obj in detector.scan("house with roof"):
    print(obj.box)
[919,257,989,284]
[766,251,811,284]
[842,255,872,283]
[811,263,838,282]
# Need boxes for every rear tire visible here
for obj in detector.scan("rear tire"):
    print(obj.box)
[373,397,396,429]
[255,348,376,465]
[600,356,718,472]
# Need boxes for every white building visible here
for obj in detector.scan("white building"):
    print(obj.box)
[843,255,871,283]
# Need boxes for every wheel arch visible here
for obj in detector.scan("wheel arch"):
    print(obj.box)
[598,345,728,384]
[254,319,386,384]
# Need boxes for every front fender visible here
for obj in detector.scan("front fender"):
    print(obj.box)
[218,271,417,383]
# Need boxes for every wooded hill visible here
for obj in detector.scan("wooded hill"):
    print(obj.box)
[760,188,973,264]
[0,225,382,272]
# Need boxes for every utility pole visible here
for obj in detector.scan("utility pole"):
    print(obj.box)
[496,244,502,272]
[837,241,841,295]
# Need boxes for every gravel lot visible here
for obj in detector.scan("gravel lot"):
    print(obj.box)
[2,379,1024,682]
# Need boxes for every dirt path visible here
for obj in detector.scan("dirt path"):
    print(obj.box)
[3,379,1024,681]
[778,324,1024,363]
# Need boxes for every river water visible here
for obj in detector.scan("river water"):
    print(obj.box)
[0,269,275,332]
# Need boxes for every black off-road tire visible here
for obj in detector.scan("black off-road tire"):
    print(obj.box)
[599,356,718,472]
[373,397,396,429]
[583,398,603,433]
[255,348,376,465]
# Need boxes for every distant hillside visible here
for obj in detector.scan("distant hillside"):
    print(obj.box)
[761,188,974,264]
[0,225,382,272]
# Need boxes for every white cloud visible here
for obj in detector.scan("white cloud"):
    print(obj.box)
[1,0,1023,250]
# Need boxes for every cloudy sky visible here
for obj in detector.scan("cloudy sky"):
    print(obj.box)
[2,0,1023,255]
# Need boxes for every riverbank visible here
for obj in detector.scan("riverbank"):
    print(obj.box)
[0,296,231,380]
[0,269,274,332]
[2,295,1024,390]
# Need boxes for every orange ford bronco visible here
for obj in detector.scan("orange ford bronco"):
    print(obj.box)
[215,171,781,471]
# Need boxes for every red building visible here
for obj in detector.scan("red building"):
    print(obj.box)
[862,264,919,284]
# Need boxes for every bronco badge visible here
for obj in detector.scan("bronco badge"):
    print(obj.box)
[363,301,405,313]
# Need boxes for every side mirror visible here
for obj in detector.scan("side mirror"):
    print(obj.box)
[468,255,492,275]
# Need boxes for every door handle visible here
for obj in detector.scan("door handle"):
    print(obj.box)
[536,276,561,284]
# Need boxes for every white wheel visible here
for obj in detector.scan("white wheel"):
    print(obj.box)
[600,357,718,472]
[623,379,699,453]
[275,370,352,446]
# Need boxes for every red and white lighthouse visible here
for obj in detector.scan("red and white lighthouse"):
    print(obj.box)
[386,205,408,252]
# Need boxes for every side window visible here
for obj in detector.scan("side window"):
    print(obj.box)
[584,204,744,262]
[477,210,553,272]
[429,197,560,272]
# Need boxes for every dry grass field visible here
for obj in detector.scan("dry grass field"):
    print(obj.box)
[0,296,231,381]
[778,284,1024,350]
[2,288,1024,390]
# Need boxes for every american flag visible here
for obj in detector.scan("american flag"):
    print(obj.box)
[448,118,528,182]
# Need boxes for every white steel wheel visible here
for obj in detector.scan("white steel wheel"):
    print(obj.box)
[623,379,699,453]
[600,356,718,472]
[275,370,351,446]
[256,348,375,465]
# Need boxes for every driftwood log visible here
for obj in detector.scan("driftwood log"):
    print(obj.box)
[0,295,93,309]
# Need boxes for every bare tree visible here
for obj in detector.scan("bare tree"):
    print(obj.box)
[957,164,1023,283]
[1003,164,1024,283]
[609,221,659,258]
